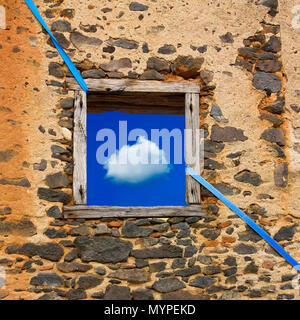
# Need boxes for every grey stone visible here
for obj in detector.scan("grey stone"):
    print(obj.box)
[108,269,150,283]
[259,112,284,127]
[204,141,225,155]
[274,225,296,242]
[58,119,73,129]
[91,291,105,299]
[152,278,185,293]
[30,273,63,286]
[108,38,139,50]
[132,288,154,300]
[60,97,74,109]
[256,60,282,73]
[244,262,258,274]
[140,70,164,80]
[51,20,71,32]
[44,228,67,239]
[103,45,115,53]
[0,177,30,187]
[64,249,77,262]
[74,236,132,263]
[121,221,153,238]
[238,231,262,242]
[57,262,92,273]
[211,125,248,142]
[146,57,170,72]
[203,265,222,275]
[270,145,286,158]
[171,258,186,269]
[224,267,237,277]
[184,245,198,257]
[46,206,63,219]
[175,265,201,277]
[261,128,285,146]
[45,172,70,189]
[158,44,176,54]
[258,0,278,9]
[210,104,228,123]
[66,289,87,300]
[200,229,220,240]
[6,243,64,261]
[262,36,281,53]
[107,71,123,78]
[131,245,183,259]
[129,2,149,11]
[48,62,64,78]
[274,162,288,187]
[149,262,166,272]
[99,58,132,72]
[233,243,257,255]
[82,69,105,79]
[262,97,284,114]
[202,183,236,197]
[142,42,149,53]
[48,32,70,49]
[198,255,213,265]
[38,188,71,204]
[238,47,276,60]
[204,159,224,170]
[220,290,240,300]
[219,32,234,43]
[37,294,64,300]
[253,72,281,93]
[189,276,216,288]
[104,285,131,300]
[70,32,102,49]
[174,55,204,78]
[60,8,74,18]
[77,276,103,289]
[95,267,106,275]
[69,225,90,236]
[94,223,111,235]
[152,223,169,233]
[234,170,262,186]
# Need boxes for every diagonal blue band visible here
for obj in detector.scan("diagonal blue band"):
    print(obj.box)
[25,0,88,93]
[186,166,300,271]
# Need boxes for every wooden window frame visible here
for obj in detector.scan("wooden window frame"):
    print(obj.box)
[64,78,204,218]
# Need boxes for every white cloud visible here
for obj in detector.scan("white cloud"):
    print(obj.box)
[104,136,171,183]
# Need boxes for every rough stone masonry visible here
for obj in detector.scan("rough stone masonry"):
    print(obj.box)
[0,0,299,300]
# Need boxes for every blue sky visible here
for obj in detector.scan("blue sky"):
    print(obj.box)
[87,112,186,206]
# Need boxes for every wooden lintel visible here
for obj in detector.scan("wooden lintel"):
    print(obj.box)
[63,205,206,218]
[66,78,200,94]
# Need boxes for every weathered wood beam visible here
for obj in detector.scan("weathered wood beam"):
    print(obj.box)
[63,205,207,218]
[185,93,201,204]
[66,78,200,93]
[73,90,87,204]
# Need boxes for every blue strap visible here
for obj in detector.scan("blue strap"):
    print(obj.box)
[25,0,88,93]
[186,166,300,271]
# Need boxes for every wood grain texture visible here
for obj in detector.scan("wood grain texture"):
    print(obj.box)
[185,93,201,204]
[73,90,87,204]
[63,205,207,218]
[87,92,185,115]
[66,78,200,93]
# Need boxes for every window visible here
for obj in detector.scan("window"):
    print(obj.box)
[64,79,203,218]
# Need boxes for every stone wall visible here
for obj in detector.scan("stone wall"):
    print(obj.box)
[0,0,299,300]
